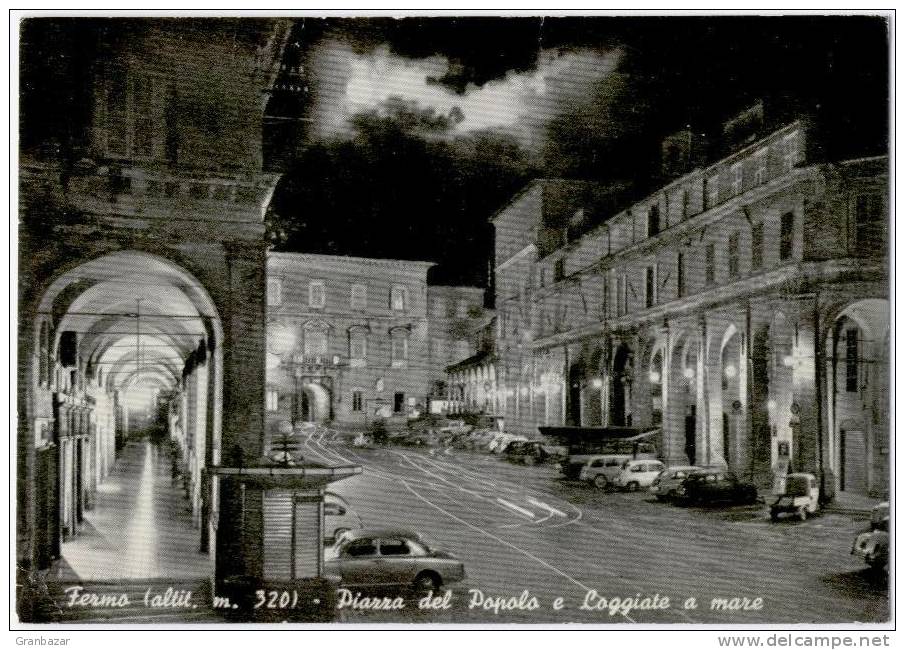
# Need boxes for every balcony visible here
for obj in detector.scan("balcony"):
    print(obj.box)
[290,354,344,375]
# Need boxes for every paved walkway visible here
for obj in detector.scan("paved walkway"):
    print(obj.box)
[49,439,210,582]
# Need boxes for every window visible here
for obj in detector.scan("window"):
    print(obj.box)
[106,72,167,160]
[105,73,129,156]
[380,538,411,556]
[601,273,609,318]
[782,132,799,172]
[727,232,740,279]
[344,539,377,558]
[854,194,884,251]
[645,265,656,308]
[554,258,565,282]
[350,283,367,309]
[352,390,363,412]
[615,274,627,317]
[751,223,764,270]
[647,204,661,237]
[304,326,328,357]
[349,329,367,366]
[308,280,325,308]
[391,331,408,367]
[394,392,405,413]
[845,329,859,393]
[705,175,719,209]
[267,278,282,306]
[676,252,686,298]
[391,285,407,312]
[754,149,768,185]
[621,274,629,315]
[731,162,743,196]
[266,390,279,412]
[780,212,794,260]
[705,243,716,286]
[38,321,49,386]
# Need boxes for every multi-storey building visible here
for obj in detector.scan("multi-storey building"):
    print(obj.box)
[266,253,441,433]
[445,316,498,416]
[492,118,888,499]
[426,285,488,405]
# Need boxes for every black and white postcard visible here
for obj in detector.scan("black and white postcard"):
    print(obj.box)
[12,9,893,638]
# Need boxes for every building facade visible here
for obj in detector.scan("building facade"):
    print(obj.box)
[445,316,498,416]
[425,285,488,408]
[491,120,888,499]
[266,253,442,432]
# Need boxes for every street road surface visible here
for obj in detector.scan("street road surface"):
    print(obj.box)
[304,429,889,625]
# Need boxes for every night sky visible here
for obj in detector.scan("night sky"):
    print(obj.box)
[19,16,890,288]
[269,15,889,287]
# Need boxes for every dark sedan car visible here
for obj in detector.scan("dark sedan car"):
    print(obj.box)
[675,471,758,506]
[504,441,565,465]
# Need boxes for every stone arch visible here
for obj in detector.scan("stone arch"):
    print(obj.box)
[299,381,331,424]
[610,341,633,427]
[29,249,225,565]
[718,325,744,472]
[825,298,890,497]
[667,329,700,465]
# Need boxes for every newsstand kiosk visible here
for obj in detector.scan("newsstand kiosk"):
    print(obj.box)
[210,450,361,621]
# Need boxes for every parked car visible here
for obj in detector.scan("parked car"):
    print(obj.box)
[466,429,499,451]
[675,471,759,506]
[438,430,463,447]
[770,473,820,521]
[438,419,472,435]
[448,431,479,450]
[575,454,633,488]
[613,459,665,491]
[489,433,528,454]
[852,501,889,574]
[395,430,438,447]
[324,492,363,542]
[503,440,564,465]
[324,529,466,590]
[649,466,703,501]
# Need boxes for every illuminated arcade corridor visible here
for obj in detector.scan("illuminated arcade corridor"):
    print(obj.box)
[29,251,225,583]
[51,438,209,581]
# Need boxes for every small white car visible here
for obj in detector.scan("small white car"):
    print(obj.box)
[613,459,665,491]
[649,466,703,501]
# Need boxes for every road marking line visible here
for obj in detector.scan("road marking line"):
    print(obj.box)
[527,497,567,518]
[496,497,535,519]
[401,481,635,624]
